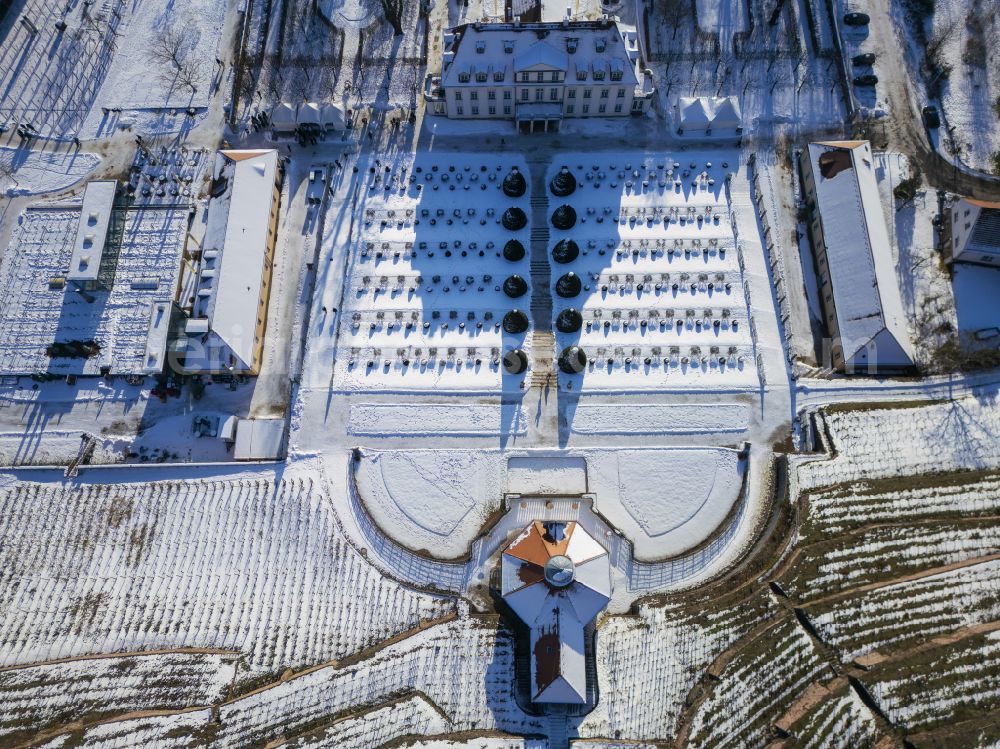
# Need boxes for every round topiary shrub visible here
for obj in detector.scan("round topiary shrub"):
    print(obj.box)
[503,309,530,334]
[503,274,528,298]
[502,167,527,198]
[558,346,587,374]
[555,272,582,298]
[502,206,528,231]
[555,308,583,333]
[551,204,577,230]
[551,238,579,264]
[503,239,526,261]
[549,166,577,197]
[503,349,528,374]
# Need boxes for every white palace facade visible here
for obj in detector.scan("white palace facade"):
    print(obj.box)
[425,18,655,133]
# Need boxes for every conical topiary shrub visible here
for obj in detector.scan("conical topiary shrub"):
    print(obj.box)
[502,206,528,231]
[551,239,579,264]
[555,308,583,333]
[558,346,587,374]
[549,166,577,197]
[555,272,582,298]
[502,167,527,198]
[551,204,577,230]
[503,274,528,298]
[503,239,526,261]
[503,309,530,334]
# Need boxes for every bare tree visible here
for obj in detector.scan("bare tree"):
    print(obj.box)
[149,24,187,72]
[923,17,957,72]
[660,0,692,40]
[380,0,404,36]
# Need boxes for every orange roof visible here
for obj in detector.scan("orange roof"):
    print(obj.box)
[505,521,576,565]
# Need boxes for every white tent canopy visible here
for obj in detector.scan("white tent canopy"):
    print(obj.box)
[271,102,296,131]
[675,96,743,135]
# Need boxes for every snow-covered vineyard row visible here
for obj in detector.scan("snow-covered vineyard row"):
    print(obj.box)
[684,618,830,749]
[800,469,1000,537]
[0,474,454,673]
[808,559,1000,662]
[866,629,1000,734]
[779,520,1000,603]
[128,617,542,746]
[581,593,778,739]
[799,399,1000,490]
[786,688,883,749]
[0,649,236,744]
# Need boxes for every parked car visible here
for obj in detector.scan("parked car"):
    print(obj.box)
[922,105,941,128]
[853,74,879,86]
[844,12,871,25]
[852,52,877,65]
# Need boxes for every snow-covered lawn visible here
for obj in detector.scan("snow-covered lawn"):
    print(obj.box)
[0,148,101,197]
[0,205,187,376]
[547,153,758,393]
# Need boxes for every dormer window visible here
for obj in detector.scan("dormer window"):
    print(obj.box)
[503,40,514,53]
[610,70,623,81]
[576,69,587,81]
[475,41,486,53]
[458,71,470,82]
[493,70,504,81]
[595,38,606,52]
[593,69,605,81]
[476,72,487,82]
[566,38,578,53]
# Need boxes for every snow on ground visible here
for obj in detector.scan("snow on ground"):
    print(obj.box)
[0,468,454,672]
[351,447,745,563]
[810,559,1000,661]
[309,152,533,393]
[77,0,228,139]
[177,617,543,745]
[0,650,237,744]
[593,448,745,559]
[867,629,1000,733]
[0,148,101,196]
[874,152,957,369]
[685,618,829,748]
[548,153,758,392]
[953,263,1000,333]
[790,688,882,749]
[0,205,187,376]
[348,404,527,436]
[579,594,778,741]
[357,449,505,558]
[567,402,751,435]
[926,0,1000,172]
[0,0,227,140]
[800,398,1000,490]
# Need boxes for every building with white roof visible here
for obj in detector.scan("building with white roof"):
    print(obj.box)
[800,141,914,372]
[178,149,283,374]
[950,197,1000,267]
[425,18,655,133]
[501,520,610,704]
[67,180,117,290]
